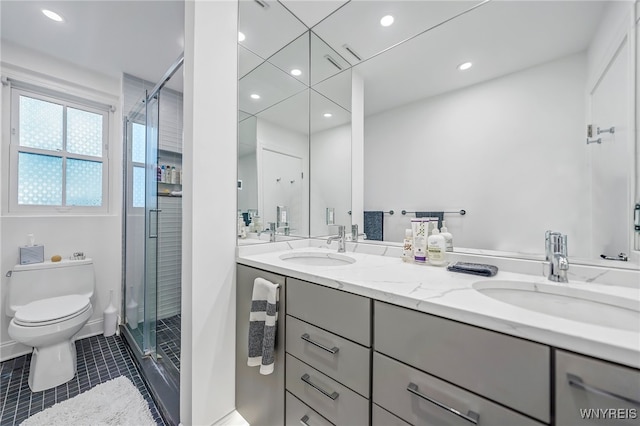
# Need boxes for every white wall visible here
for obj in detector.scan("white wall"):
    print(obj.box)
[310,123,351,236]
[0,43,122,360]
[182,0,238,424]
[257,118,309,235]
[364,53,590,257]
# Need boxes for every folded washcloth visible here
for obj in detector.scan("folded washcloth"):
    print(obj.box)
[447,262,499,277]
[247,278,280,375]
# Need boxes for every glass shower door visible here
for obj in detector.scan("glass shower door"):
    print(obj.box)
[143,91,160,359]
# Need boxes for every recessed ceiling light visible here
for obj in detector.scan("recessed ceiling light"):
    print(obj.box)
[42,9,64,22]
[458,62,473,71]
[380,15,394,27]
[323,113,333,118]
[238,32,246,42]
[250,94,261,100]
[290,69,302,76]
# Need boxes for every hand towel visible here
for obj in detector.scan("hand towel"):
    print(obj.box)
[415,211,444,230]
[247,277,280,375]
[447,262,499,277]
[364,211,384,241]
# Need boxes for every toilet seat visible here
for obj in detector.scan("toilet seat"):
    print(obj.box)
[13,295,91,327]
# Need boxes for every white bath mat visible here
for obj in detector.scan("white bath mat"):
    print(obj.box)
[20,376,156,426]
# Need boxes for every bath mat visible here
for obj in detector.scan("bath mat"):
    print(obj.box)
[20,376,156,426]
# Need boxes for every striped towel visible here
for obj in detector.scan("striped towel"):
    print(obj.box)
[247,278,279,375]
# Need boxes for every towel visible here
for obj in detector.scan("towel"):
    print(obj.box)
[447,262,499,277]
[415,211,444,230]
[247,278,280,375]
[364,211,384,241]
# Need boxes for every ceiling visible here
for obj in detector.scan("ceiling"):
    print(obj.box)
[238,0,607,134]
[0,0,185,91]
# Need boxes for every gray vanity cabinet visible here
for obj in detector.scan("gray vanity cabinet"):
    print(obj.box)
[555,350,640,425]
[285,277,371,425]
[373,301,550,424]
[235,265,287,426]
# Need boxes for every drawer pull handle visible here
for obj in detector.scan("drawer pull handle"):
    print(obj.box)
[568,374,640,406]
[407,382,479,424]
[300,415,310,426]
[301,333,339,354]
[301,373,339,400]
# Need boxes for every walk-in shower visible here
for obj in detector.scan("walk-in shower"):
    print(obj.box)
[122,55,184,424]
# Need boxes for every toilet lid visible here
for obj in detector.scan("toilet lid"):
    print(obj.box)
[14,295,91,326]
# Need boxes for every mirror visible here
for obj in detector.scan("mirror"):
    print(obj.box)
[237,0,352,243]
[311,0,637,264]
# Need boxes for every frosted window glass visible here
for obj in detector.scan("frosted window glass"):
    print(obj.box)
[19,96,63,151]
[66,159,103,206]
[132,122,146,164]
[18,152,62,205]
[67,107,103,157]
[133,166,145,208]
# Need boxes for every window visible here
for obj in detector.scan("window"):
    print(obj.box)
[131,121,146,208]
[10,87,109,212]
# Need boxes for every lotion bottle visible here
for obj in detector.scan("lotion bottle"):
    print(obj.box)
[440,221,453,252]
[427,226,447,266]
[402,229,413,262]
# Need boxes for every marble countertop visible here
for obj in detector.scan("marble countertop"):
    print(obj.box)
[237,240,640,369]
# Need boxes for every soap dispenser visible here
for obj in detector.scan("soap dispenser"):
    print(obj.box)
[440,221,453,252]
[427,226,447,266]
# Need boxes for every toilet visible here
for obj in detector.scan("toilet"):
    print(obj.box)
[6,259,95,392]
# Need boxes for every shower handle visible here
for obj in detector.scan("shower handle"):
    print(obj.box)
[149,209,162,238]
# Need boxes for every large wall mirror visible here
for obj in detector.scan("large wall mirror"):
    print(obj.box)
[237,0,353,244]
[237,0,638,267]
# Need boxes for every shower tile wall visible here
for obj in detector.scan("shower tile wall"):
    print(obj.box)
[158,196,182,319]
[0,335,165,425]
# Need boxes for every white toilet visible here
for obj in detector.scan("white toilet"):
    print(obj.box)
[7,259,95,392]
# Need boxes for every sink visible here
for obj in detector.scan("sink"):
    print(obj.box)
[473,280,640,332]
[279,252,356,266]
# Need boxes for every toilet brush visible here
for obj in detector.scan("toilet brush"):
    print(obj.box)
[103,289,117,337]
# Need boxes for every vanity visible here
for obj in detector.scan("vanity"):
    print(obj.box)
[236,241,640,426]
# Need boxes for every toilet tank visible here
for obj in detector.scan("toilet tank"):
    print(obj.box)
[6,259,95,317]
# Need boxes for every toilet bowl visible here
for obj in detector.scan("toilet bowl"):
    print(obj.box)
[9,295,94,392]
[6,259,95,392]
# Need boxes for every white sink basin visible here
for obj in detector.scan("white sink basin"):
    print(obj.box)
[279,252,356,266]
[473,280,640,332]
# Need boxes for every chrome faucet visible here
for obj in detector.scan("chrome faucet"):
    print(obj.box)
[327,225,346,253]
[545,231,569,282]
[265,222,277,243]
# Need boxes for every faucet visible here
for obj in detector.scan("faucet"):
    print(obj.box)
[327,225,346,253]
[351,224,366,242]
[545,231,569,282]
[265,222,277,243]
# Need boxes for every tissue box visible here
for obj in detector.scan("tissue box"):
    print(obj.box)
[20,245,44,265]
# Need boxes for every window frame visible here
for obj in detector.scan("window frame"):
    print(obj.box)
[9,87,110,214]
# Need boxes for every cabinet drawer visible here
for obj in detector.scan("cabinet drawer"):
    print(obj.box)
[373,404,411,426]
[374,302,550,422]
[286,391,334,426]
[286,354,369,426]
[287,278,370,346]
[286,315,370,397]
[373,352,544,426]
[556,350,640,425]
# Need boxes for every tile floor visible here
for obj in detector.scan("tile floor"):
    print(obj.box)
[157,315,181,373]
[0,334,165,426]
